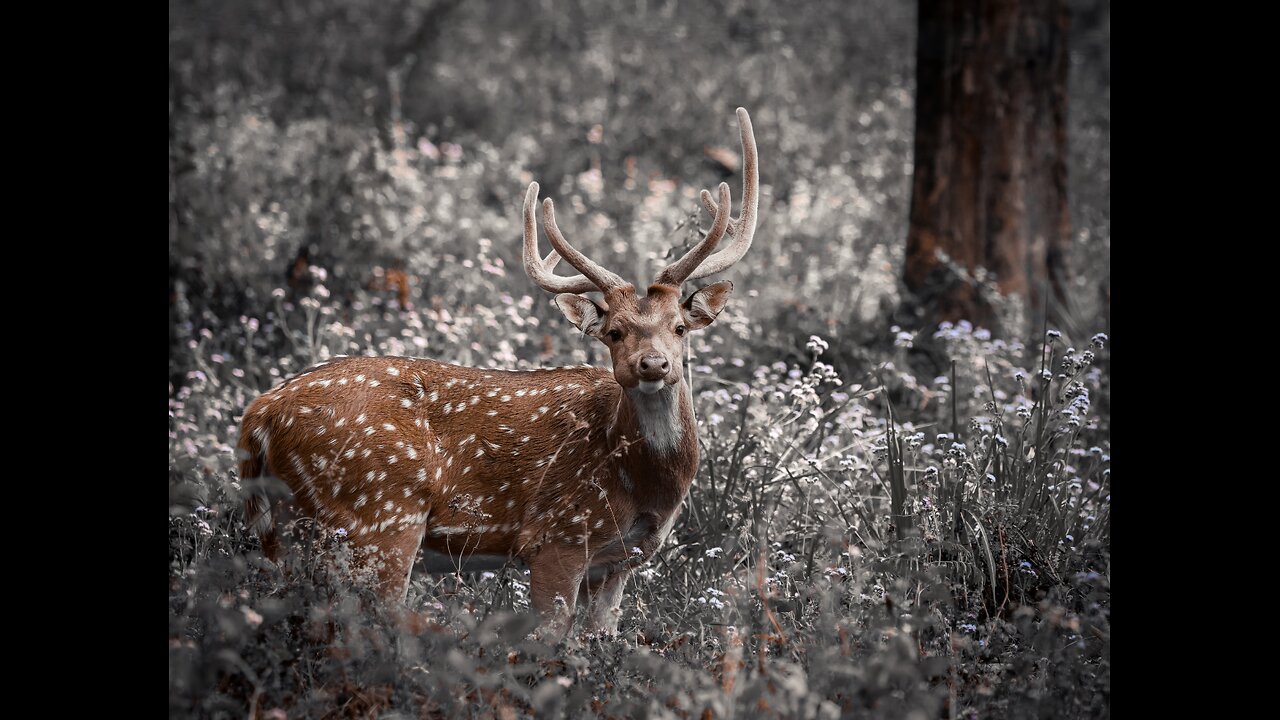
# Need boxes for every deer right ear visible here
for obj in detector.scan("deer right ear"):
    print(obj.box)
[554,294,607,336]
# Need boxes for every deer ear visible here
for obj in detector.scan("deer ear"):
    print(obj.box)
[554,294,607,336]
[682,281,733,330]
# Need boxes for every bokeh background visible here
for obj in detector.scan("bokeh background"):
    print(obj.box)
[170,1,1110,716]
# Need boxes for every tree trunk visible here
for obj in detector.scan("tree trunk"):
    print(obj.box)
[904,0,1072,332]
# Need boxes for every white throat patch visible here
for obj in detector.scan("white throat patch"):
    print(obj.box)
[626,383,684,455]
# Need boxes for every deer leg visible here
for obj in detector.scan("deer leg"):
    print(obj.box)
[350,524,427,603]
[583,569,630,634]
[528,543,588,639]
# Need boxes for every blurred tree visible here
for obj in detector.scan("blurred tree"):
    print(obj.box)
[904,0,1072,333]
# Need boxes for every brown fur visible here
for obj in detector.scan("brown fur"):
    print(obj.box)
[239,355,699,633]
[241,108,758,636]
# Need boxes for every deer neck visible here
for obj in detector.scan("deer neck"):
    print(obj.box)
[613,379,695,461]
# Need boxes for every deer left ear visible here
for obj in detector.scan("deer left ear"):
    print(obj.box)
[682,281,734,330]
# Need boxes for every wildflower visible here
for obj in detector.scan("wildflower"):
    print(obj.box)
[704,547,723,558]
[241,607,264,627]
[1091,333,1108,348]
[334,528,348,538]
[1046,330,1061,341]
[806,335,829,355]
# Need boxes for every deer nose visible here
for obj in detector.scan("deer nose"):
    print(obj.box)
[638,355,670,380]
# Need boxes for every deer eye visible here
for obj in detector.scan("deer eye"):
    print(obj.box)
[607,329,623,342]
[675,325,687,337]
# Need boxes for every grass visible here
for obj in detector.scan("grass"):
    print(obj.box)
[169,2,1109,715]
[169,284,1109,717]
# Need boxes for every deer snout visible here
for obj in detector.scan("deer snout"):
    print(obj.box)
[637,354,670,382]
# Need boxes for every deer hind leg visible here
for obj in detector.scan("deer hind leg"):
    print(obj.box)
[528,543,589,639]
[349,524,428,603]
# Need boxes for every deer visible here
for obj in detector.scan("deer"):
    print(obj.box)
[238,108,758,636]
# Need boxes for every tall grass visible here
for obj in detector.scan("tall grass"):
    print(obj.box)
[170,284,1110,717]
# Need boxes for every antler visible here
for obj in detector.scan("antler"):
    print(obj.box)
[676,107,759,284]
[654,182,731,287]
[522,182,626,294]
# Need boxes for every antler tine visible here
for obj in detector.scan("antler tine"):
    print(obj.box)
[700,190,736,237]
[522,182,609,295]
[542,196,628,292]
[685,107,759,282]
[655,182,731,287]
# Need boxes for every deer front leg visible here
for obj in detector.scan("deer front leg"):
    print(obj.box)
[580,509,679,634]
[528,543,589,639]
[581,569,631,634]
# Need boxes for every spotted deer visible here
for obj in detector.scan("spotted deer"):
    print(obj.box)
[239,108,759,635]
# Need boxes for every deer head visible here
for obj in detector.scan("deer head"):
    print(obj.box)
[522,107,758,395]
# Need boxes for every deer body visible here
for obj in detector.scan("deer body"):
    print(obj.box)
[241,108,759,634]
[241,356,696,622]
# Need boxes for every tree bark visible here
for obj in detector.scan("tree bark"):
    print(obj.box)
[904,0,1072,332]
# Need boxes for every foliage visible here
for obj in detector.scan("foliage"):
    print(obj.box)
[170,285,1110,717]
[170,0,1110,717]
